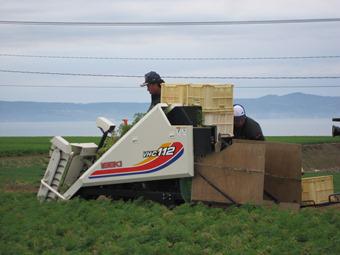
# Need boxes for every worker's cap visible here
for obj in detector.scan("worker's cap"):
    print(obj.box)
[233,104,246,118]
[140,71,164,87]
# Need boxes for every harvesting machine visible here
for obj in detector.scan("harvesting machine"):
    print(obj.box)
[38,84,305,208]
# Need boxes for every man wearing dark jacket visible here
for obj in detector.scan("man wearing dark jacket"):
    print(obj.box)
[233,104,265,140]
[141,71,164,111]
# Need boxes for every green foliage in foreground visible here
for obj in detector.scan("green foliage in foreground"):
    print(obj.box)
[97,113,145,158]
[117,113,145,137]
[0,192,340,255]
[1,152,340,254]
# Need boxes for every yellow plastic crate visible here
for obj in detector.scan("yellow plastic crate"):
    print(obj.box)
[161,83,234,136]
[302,175,334,204]
[161,83,233,111]
[160,84,188,105]
[203,110,234,136]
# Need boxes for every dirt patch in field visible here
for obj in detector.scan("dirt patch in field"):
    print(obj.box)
[3,183,38,193]
[302,143,340,172]
[0,154,49,169]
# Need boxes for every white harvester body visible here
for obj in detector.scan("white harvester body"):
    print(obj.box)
[38,104,193,201]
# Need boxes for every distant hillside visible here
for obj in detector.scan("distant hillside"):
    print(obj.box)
[0,93,339,122]
[235,92,340,119]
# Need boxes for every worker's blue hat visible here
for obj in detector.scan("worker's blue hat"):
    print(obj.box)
[140,71,164,87]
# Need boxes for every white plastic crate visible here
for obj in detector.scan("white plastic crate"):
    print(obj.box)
[203,110,234,137]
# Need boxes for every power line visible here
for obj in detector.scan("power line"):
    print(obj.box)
[0,69,339,80]
[0,69,140,78]
[0,85,138,89]
[1,84,339,89]
[1,53,340,61]
[1,18,340,27]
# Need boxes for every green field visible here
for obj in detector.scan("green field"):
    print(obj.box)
[1,192,339,255]
[265,136,340,144]
[0,137,101,157]
[0,136,339,157]
[0,137,340,254]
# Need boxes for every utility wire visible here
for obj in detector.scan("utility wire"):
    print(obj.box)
[1,84,339,89]
[0,18,340,26]
[0,85,138,89]
[0,69,339,80]
[0,69,140,78]
[1,53,340,61]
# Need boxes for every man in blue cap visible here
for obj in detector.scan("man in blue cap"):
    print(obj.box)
[141,71,165,111]
[233,104,265,140]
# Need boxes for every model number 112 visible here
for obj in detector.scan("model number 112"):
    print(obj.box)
[143,146,175,158]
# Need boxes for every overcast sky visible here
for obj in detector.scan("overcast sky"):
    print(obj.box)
[0,0,339,103]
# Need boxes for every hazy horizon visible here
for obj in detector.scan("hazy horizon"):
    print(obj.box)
[0,118,334,136]
[0,91,338,104]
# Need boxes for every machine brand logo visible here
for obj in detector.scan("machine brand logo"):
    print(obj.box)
[101,161,122,169]
[89,142,184,179]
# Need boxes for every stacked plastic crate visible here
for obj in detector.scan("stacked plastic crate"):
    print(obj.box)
[161,84,234,137]
[302,175,334,205]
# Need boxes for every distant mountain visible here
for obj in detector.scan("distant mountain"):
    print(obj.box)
[235,92,340,119]
[0,93,339,122]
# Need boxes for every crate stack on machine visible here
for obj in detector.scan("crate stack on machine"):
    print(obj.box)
[161,84,234,137]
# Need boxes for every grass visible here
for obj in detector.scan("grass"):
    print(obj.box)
[0,158,46,186]
[0,136,339,157]
[0,137,340,254]
[266,136,340,144]
[0,136,100,157]
[1,192,340,255]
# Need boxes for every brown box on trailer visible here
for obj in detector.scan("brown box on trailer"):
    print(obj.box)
[191,141,266,204]
[264,141,301,204]
[191,140,302,206]
[229,140,302,204]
